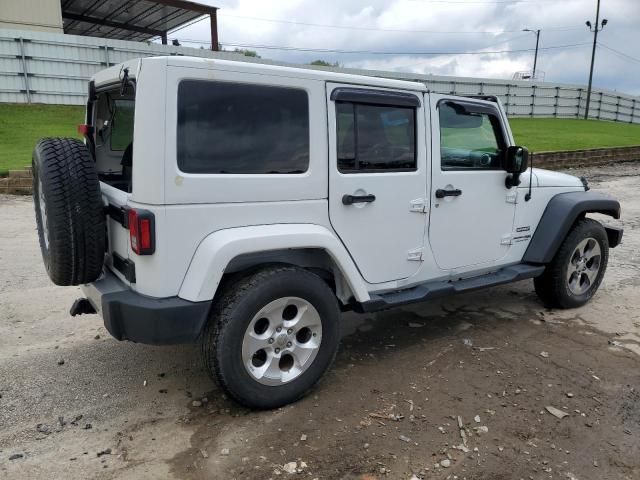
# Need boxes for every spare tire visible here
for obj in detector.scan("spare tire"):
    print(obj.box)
[32,138,106,286]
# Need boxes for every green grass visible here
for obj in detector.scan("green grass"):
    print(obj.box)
[510,118,640,152]
[1,105,639,175]
[0,104,84,175]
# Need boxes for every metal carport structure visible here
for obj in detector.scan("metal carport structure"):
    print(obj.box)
[60,0,219,49]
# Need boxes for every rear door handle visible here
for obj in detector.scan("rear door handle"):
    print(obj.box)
[342,194,376,205]
[435,188,462,199]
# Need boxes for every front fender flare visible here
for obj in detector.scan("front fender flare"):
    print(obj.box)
[523,191,621,264]
[178,224,370,303]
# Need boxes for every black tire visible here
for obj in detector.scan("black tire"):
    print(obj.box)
[32,138,105,286]
[201,266,341,409]
[534,218,609,309]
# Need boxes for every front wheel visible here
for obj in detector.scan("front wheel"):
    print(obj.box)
[534,218,609,308]
[201,266,341,409]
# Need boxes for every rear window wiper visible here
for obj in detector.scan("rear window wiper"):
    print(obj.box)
[119,67,136,96]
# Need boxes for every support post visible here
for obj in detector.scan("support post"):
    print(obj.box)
[597,91,603,120]
[585,0,602,119]
[532,29,540,80]
[576,88,583,118]
[531,85,536,117]
[103,44,110,66]
[554,86,560,117]
[17,37,31,104]
[161,33,168,45]
[210,10,219,51]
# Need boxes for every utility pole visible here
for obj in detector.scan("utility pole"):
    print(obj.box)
[523,29,541,80]
[585,0,608,120]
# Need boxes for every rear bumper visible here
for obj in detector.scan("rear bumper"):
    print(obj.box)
[81,270,211,345]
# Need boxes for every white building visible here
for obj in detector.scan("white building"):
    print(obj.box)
[0,0,64,33]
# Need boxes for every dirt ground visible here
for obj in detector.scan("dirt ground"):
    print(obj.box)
[1,163,639,480]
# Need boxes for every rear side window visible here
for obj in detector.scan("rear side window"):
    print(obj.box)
[110,99,135,151]
[177,80,310,174]
[336,102,416,173]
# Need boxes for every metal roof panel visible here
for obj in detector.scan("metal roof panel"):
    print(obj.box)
[61,0,214,41]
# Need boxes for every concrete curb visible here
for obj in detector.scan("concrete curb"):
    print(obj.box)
[0,167,33,195]
[531,145,640,169]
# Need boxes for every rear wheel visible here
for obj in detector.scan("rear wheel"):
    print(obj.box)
[534,218,608,308]
[32,138,105,286]
[201,266,340,409]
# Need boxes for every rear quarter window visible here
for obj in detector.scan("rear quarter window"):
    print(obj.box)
[177,80,310,174]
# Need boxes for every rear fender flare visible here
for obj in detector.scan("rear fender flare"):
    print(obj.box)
[178,224,370,303]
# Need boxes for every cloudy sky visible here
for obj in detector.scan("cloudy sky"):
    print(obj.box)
[170,0,640,95]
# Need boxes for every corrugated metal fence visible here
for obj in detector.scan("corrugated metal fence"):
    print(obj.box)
[1,28,639,124]
[327,65,640,124]
[0,28,239,105]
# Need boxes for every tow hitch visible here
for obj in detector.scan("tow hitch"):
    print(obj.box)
[70,298,97,316]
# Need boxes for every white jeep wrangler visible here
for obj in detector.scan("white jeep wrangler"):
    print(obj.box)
[32,57,623,409]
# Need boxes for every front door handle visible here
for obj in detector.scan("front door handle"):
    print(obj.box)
[342,194,376,205]
[435,188,462,199]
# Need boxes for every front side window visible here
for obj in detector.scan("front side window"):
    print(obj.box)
[177,80,309,174]
[337,102,416,173]
[439,101,506,170]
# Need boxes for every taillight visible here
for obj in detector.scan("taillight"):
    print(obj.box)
[77,124,92,136]
[127,209,155,255]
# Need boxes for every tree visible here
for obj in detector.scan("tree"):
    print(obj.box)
[217,44,261,58]
[309,59,340,67]
[233,48,261,58]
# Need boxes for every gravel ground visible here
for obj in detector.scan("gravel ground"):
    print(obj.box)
[1,163,639,480]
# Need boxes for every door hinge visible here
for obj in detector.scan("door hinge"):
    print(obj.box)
[500,234,513,245]
[407,247,424,261]
[409,198,428,213]
[505,190,518,204]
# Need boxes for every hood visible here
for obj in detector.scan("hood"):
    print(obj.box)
[532,168,584,188]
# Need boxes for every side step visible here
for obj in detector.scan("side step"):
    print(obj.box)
[357,264,545,313]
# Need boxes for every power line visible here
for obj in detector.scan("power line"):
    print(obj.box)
[215,13,582,35]
[391,34,525,68]
[168,14,209,35]
[413,0,558,3]
[215,41,590,56]
[410,0,559,3]
[177,31,533,49]
[598,42,640,64]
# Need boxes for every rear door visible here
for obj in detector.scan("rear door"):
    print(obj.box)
[326,83,428,284]
[91,86,136,284]
[428,95,516,271]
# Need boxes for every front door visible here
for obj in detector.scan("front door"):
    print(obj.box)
[327,83,428,284]
[428,95,516,271]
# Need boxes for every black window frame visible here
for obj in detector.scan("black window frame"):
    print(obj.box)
[437,99,509,172]
[176,79,311,175]
[335,99,419,174]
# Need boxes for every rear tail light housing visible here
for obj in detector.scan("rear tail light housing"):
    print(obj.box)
[127,208,155,255]
[77,124,93,136]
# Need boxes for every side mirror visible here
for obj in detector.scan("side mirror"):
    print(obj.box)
[503,146,529,188]
[504,146,529,173]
